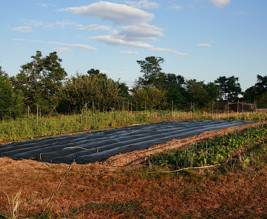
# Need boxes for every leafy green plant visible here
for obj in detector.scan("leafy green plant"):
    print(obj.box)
[151,125,267,170]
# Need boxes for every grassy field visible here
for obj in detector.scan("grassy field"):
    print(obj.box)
[0,119,266,218]
[0,110,266,142]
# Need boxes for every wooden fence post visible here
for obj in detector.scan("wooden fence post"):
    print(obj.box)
[254,100,257,112]
[85,102,88,127]
[37,104,39,124]
[28,105,30,119]
[172,100,174,116]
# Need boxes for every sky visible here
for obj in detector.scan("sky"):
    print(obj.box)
[0,0,267,91]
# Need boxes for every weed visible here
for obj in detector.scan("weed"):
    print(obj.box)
[5,191,22,219]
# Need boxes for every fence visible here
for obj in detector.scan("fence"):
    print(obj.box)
[0,100,263,121]
[213,101,257,113]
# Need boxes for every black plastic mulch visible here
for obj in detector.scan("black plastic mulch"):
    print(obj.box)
[0,120,253,164]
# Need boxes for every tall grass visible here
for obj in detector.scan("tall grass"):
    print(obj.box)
[0,110,266,142]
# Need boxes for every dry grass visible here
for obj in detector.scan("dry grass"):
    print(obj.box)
[5,190,22,219]
[0,156,266,218]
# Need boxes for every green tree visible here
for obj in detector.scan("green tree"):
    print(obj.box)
[163,74,188,109]
[133,86,167,110]
[0,67,25,119]
[0,67,12,119]
[243,74,267,105]
[205,82,220,102]
[118,82,131,101]
[12,51,67,113]
[136,56,164,88]
[62,71,123,112]
[87,68,107,78]
[186,79,210,109]
[215,76,241,102]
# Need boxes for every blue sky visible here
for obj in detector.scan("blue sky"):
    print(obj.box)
[0,0,267,90]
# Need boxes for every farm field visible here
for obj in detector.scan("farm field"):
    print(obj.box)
[0,112,266,218]
[0,110,266,143]
[0,120,254,164]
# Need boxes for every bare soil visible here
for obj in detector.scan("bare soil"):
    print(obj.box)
[0,121,266,218]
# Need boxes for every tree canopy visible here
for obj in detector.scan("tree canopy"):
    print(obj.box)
[0,52,266,120]
[11,51,67,113]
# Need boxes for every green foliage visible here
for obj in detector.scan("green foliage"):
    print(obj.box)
[0,111,152,142]
[1,54,267,120]
[0,73,12,119]
[186,79,210,108]
[244,74,267,106]
[215,76,241,102]
[136,56,164,88]
[61,72,123,113]
[151,125,267,170]
[133,86,167,110]
[11,51,67,114]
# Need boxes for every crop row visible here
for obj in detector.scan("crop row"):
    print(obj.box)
[151,124,267,169]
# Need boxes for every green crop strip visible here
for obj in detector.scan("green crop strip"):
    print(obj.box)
[151,124,267,170]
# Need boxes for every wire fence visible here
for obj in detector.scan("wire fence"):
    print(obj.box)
[0,99,263,122]
[213,101,258,113]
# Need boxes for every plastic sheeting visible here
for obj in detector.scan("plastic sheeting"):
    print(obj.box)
[0,120,253,164]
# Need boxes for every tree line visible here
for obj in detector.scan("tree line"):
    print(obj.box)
[0,51,266,120]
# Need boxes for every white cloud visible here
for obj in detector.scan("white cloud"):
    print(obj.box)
[90,34,188,56]
[209,0,231,7]
[60,1,187,56]
[11,26,33,33]
[233,11,248,16]
[61,1,154,24]
[53,47,70,54]
[100,69,111,74]
[55,21,76,28]
[76,24,111,31]
[13,39,97,51]
[37,3,48,8]
[171,5,183,10]
[197,43,212,47]
[21,19,111,32]
[152,47,188,56]
[90,34,153,48]
[68,43,96,51]
[125,0,159,9]
[120,51,139,55]
[23,20,43,27]
[121,24,164,41]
